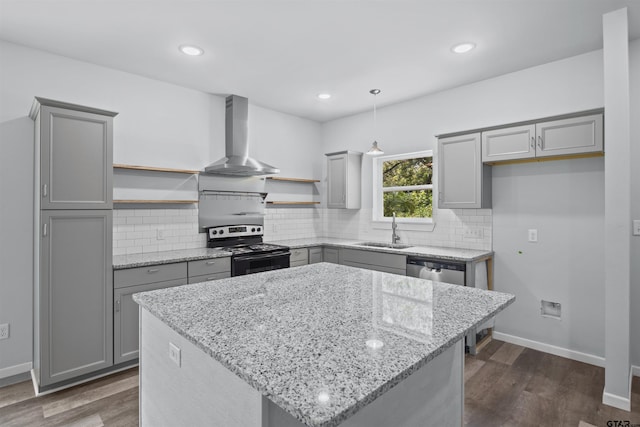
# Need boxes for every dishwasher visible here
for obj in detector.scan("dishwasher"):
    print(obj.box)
[406,256,466,285]
[406,256,487,354]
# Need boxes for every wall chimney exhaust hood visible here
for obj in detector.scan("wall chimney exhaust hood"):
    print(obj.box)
[203,95,280,176]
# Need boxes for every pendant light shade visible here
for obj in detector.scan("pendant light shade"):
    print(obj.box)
[366,89,384,156]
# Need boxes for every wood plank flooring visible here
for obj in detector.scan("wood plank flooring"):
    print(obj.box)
[0,340,639,426]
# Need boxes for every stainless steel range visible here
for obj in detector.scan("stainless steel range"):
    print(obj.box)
[207,225,290,276]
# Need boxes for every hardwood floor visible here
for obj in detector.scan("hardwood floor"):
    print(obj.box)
[0,340,639,426]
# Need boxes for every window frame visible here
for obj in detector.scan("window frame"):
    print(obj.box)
[372,150,434,227]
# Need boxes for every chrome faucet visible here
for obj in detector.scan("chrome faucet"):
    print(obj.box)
[391,212,400,244]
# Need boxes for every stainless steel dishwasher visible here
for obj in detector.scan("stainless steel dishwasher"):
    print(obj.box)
[406,256,466,285]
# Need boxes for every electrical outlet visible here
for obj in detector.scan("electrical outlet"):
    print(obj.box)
[0,323,9,340]
[157,229,165,240]
[633,220,640,236]
[463,229,483,239]
[528,229,538,243]
[169,342,181,367]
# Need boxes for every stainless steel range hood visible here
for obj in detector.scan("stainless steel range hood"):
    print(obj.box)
[203,95,279,176]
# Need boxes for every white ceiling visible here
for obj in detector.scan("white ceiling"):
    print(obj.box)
[1,0,638,122]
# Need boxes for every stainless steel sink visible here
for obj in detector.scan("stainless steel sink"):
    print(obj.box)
[356,241,413,249]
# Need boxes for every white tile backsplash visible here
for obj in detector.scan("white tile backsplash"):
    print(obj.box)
[112,208,205,255]
[113,206,491,254]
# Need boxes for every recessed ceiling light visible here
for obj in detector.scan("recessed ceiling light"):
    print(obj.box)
[317,93,331,100]
[179,45,204,56]
[451,42,476,54]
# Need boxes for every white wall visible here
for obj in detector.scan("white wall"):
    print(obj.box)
[629,39,640,372]
[0,40,321,375]
[322,49,609,363]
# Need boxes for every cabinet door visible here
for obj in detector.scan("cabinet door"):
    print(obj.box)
[438,133,490,209]
[535,114,603,158]
[114,279,185,364]
[481,125,536,163]
[327,154,347,208]
[39,210,113,386]
[323,248,339,264]
[309,247,323,264]
[40,105,113,209]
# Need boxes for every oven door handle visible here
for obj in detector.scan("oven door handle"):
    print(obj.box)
[233,251,291,262]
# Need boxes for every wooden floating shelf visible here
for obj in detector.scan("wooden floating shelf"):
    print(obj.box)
[114,200,198,204]
[113,164,200,175]
[266,201,320,205]
[266,177,320,183]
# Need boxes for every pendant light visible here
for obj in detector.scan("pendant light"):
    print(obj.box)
[366,89,384,155]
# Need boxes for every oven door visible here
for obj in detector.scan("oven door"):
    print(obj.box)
[232,251,291,276]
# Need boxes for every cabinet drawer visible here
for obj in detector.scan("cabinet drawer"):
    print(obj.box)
[114,262,187,288]
[188,272,231,284]
[340,249,406,270]
[290,248,308,264]
[188,257,231,277]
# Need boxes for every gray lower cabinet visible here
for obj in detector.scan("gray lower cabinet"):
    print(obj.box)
[290,248,309,267]
[323,248,340,264]
[188,257,231,283]
[339,248,406,275]
[113,262,188,364]
[309,247,323,264]
[114,279,185,364]
[438,133,491,209]
[37,210,113,387]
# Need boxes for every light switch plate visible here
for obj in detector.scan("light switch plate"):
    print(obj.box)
[528,229,538,243]
[633,220,640,236]
[169,342,181,367]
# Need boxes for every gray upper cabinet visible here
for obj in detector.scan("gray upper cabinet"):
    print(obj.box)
[536,114,603,158]
[326,151,362,209]
[438,133,491,209]
[32,98,116,210]
[39,210,113,386]
[481,113,603,163]
[482,124,536,163]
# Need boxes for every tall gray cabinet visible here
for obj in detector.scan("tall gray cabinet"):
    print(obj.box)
[30,98,117,392]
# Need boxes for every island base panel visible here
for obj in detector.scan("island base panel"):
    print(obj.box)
[139,309,266,426]
[140,307,463,427]
[266,340,463,427]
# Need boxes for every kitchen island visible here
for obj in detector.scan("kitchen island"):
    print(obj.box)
[133,263,514,427]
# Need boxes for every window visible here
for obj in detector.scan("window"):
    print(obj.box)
[373,150,433,224]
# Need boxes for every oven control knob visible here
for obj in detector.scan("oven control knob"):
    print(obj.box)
[257,227,261,232]
[211,230,218,235]
[251,228,255,232]
[219,230,224,235]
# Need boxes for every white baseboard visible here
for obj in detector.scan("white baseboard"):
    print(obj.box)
[602,369,633,412]
[0,362,32,379]
[492,331,606,368]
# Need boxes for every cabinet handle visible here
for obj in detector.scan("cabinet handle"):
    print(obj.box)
[438,192,443,203]
[537,136,543,149]
[206,260,216,265]
[42,184,47,198]
[147,268,160,273]
[207,277,215,280]
[530,137,535,149]
[115,300,121,312]
[43,223,47,237]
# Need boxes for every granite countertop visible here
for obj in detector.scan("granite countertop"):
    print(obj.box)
[271,237,493,262]
[113,239,491,269]
[113,248,231,269]
[133,263,514,427]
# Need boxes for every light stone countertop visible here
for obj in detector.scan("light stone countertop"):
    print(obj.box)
[112,248,231,270]
[133,263,514,427]
[270,237,493,262]
[113,238,492,270]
